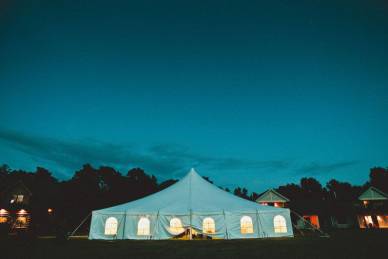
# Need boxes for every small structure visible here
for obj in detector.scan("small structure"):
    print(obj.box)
[256,189,289,208]
[300,215,320,229]
[0,181,32,230]
[357,187,388,228]
[256,189,321,229]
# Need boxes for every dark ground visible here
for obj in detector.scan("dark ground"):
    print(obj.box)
[2,230,387,259]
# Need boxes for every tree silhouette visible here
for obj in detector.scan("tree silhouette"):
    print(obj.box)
[369,167,388,193]
[1,163,387,235]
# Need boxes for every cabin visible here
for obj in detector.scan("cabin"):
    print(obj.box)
[356,187,388,229]
[0,181,32,230]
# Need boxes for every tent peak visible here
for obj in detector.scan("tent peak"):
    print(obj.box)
[184,168,205,183]
[189,168,198,175]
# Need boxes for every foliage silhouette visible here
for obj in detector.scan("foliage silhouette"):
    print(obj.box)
[0,164,387,234]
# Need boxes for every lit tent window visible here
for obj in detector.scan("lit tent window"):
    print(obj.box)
[169,217,184,235]
[202,217,215,234]
[274,215,287,233]
[137,217,150,235]
[104,217,118,235]
[240,216,254,234]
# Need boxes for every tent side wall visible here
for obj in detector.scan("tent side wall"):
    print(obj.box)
[89,208,293,240]
[224,212,260,239]
[89,212,126,240]
[256,209,293,238]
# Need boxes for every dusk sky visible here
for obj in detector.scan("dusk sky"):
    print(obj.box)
[1,1,388,191]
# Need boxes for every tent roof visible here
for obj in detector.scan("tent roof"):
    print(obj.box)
[256,189,290,203]
[358,187,388,201]
[95,169,287,215]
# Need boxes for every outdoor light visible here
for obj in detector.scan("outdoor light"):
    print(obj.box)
[17,209,27,215]
[48,208,53,213]
[0,209,8,215]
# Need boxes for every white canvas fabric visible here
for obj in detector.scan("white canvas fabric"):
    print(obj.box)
[89,169,294,239]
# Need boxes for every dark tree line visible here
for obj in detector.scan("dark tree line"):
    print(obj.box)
[0,164,387,234]
[0,164,174,234]
[231,167,388,203]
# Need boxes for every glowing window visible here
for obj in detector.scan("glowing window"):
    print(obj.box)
[240,216,254,234]
[377,215,388,228]
[104,217,118,235]
[202,217,215,234]
[0,209,8,223]
[170,217,184,235]
[274,215,287,233]
[364,216,373,225]
[137,217,150,235]
[13,195,24,203]
[14,215,29,229]
[17,209,27,215]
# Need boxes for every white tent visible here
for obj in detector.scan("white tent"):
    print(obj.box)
[89,169,293,240]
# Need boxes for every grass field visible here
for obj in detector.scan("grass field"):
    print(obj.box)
[2,230,387,259]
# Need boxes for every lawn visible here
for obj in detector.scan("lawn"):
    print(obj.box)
[2,230,387,259]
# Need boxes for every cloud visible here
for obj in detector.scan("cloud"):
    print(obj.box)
[0,128,358,183]
[0,128,291,179]
[148,144,291,172]
[297,161,358,176]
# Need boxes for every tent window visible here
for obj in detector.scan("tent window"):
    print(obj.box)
[240,216,254,234]
[170,217,184,235]
[137,217,150,235]
[202,217,215,234]
[273,215,287,233]
[104,217,118,235]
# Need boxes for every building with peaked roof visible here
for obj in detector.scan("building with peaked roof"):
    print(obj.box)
[0,181,32,231]
[356,187,388,228]
[88,169,294,240]
[0,181,32,207]
[256,189,289,208]
[256,189,322,229]
[358,186,388,201]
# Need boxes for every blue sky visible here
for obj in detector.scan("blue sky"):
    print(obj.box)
[1,1,388,191]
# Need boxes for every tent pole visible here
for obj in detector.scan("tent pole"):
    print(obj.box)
[68,212,92,240]
[222,210,228,240]
[189,209,192,240]
[255,210,261,238]
[188,171,193,240]
[153,210,160,240]
[121,213,127,239]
